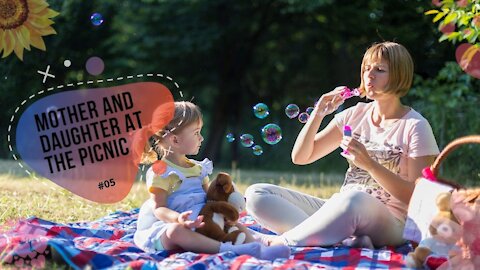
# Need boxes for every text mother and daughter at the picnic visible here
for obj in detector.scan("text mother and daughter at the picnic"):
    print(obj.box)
[135,41,439,258]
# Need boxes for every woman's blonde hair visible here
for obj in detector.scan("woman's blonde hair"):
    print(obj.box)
[141,101,203,164]
[359,42,414,97]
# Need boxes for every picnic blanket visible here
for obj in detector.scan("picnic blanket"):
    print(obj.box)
[0,209,413,269]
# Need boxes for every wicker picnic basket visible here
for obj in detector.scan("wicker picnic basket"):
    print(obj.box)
[423,135,480,268]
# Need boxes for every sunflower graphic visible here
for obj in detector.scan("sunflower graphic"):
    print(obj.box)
[0,0,59,61]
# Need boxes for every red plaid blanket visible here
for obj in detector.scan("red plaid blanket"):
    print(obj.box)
[0,209,412,269]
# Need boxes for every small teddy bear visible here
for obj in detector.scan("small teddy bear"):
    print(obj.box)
[406,192,462,270]
[448,188,480,269]
[195,172,247,245]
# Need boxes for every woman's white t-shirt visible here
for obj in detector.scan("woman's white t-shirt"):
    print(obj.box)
[334,102,439,221]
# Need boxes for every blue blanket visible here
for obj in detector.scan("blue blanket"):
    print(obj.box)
[0,209,413,269]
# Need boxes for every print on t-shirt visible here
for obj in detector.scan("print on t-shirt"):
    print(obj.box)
[341,134,403,204]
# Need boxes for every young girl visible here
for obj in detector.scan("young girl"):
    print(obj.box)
[134,101,290,259]
[246,42,439,248]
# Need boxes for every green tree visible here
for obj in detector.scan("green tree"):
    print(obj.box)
[425,0,480,44]
[0,0,459,173]
[407,62,480,183]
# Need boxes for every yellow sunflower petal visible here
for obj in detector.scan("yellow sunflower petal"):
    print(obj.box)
[17,26,32,50]
[35,6,59,18]
[13,36,25,61]
[44,18,55,26]
[28,14,53,28]
[0,30,4,51]
[30,34,46,51]
[11,29,27,51]
[29,18,56,30]
[2,31,15,58]
[35,26,56,36]
[27,25,56,36]
[46,9,60,18]
[29,3,48,13]
[28,0,49,13]
[24,21,38,34]
[24,21,47,36]
[39,0,51,7]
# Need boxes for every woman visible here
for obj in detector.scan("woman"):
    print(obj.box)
[246,42,439,248]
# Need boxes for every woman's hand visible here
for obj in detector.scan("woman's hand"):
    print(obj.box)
[315,86,346,116]
[340,136,376,172]
[177,210,205,229]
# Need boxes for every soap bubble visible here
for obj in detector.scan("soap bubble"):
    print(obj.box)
[90,13,104,26]
[285,104,300,119]
[306,107,314,115]
[86,56,105,76]
[261,123,282,145]
[298,112,309,124]
[226,133,235,143]
[240,134,254,147]
[252,145,263,156]
[253,103,269,119]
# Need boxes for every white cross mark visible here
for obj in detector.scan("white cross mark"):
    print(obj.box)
[163,146,173,156]
[37,65,55,83]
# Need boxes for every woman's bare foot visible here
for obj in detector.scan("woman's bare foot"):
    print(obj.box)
[342,235,374,249]
[269,235,287,246]
[247,228,276,246]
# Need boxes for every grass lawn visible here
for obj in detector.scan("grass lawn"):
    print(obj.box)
[0,160,343,227]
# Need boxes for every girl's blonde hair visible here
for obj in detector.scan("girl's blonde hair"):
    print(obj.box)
[359,42,414,97]
[141,101,202,164]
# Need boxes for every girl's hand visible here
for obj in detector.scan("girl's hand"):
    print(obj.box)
[225,219,237,226]
[177,211,205,229]
[340,136,375,172]
[315,86,346,116]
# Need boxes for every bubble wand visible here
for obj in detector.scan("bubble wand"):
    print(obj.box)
[340,87,360,100]
[342,125,352,155]
[320,87,360,114]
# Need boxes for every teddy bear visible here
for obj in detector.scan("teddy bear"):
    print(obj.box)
[406,192,462,270]
[448,188,480,269]
[195,172,247,245]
